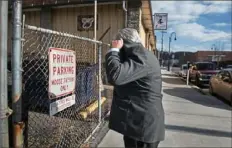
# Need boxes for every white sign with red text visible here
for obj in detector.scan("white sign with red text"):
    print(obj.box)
[49,48,76,99]
[49,94,76,116]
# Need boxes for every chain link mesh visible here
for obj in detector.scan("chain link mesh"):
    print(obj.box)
[21,25,110,148]
[100,44,113,120]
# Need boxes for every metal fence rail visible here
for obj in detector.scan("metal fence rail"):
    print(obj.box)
[17,24,112,148]
[0,1,11,147]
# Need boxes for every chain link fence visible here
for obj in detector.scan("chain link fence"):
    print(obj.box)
[18,24,112,148]
[100,44,113,119]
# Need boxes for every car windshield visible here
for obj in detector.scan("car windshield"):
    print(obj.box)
[182,66,187,70]
[196,63,215,70]
[226,65,232,68]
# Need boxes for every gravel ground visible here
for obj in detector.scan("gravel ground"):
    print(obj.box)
[26,111,97,148]
[24,91,113,148]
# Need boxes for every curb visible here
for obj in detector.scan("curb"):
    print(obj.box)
[190,85,208,95]
[170,71,208,96]
[179,77,208,95]
[89,121,109,148]
[81,121,109,148]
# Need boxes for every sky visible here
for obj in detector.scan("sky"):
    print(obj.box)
[151,1,232,53]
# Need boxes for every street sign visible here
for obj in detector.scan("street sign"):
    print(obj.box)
[154,13,168,30]
[48,47,76,99]
[49,94,76,116]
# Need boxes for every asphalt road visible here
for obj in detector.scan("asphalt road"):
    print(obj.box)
[98,70,232,147]
[171,67,231,106]
[160,70,231,147]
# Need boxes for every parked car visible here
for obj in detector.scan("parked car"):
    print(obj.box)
[179,64,188,78]
[209,69,232,104]
[189,62,218,86]
[226,65,232,69]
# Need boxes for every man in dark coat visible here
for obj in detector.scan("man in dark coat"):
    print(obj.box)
[105,28,165,148]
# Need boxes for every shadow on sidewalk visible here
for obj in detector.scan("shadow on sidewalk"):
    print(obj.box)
[162,77,186,85]
[163,87,232,111]
[162,73,178,77]
[165,124,232,138]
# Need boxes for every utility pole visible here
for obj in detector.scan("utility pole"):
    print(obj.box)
[0,1,11,147]
[211,44,216,62]
[167,32,177,71]
[12,0,23,147]
[160,31,166,66]
[221,42,225,62]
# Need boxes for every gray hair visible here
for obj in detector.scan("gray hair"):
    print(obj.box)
[114,28,142,43]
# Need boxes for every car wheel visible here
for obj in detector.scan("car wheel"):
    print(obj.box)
[209,83,215,95]
[230,94,232,106]
[196,76,201,87]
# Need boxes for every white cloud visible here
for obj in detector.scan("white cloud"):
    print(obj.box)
[174,23,231,42]
[170,44,208,52]
[156,42,167,50]
[223,42,232,51]
[166,27,175,34]
[152,1,232,25]
[212,23,232,27]
[169,40,231,52]
[202,1,232,14]
[152,1,232,52]
[152,1,205,25]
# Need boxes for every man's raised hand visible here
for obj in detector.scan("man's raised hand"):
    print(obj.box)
[111,38,123,49]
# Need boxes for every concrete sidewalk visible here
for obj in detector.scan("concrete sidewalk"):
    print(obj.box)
[98,70,232,147]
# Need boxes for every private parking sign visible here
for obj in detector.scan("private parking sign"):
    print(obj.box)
[48,48,76,99]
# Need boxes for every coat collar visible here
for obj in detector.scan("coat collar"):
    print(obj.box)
[121,40,144,57]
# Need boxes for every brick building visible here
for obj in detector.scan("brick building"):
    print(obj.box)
[190,51,232,62]
[169,51,232,67]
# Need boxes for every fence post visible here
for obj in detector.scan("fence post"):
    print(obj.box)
[98,44,102,123]
[94,0,98,64]
[0,1,11,147]
[11,0,23,147]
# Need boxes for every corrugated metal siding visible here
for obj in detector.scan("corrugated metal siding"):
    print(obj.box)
[149,44,152,51]
[140,21,146,48]
[7,4,124,62]
[25,11,41,26]
[52,4,124,62]
[7,11,41,56]
[139,9,146,48]
[52,4,124,44]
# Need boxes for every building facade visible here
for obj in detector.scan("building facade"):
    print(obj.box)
[191,51,232,62]
[8,0,156,57]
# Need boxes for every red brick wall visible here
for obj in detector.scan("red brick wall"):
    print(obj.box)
[192,51,232,62]
[222,51,232,61]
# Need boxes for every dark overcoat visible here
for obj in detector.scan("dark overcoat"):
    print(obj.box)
[105,40,165,143]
